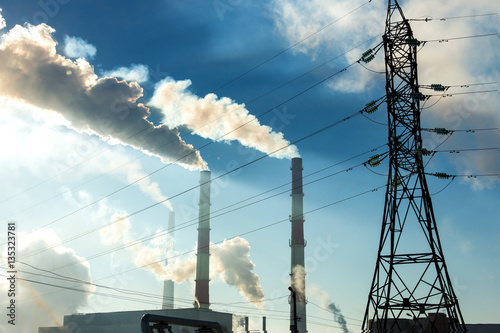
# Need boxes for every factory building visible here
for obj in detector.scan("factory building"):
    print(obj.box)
[38,308,233,333]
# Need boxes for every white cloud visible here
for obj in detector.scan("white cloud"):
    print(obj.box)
[0,103,174,211]
[271,0,500,186]
[0,8,6,30]
[0,229,94,333]
[63,35,97,59]
[102,64,149,83]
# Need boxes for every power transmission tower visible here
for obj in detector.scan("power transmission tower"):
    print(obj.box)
[362,1,467,332]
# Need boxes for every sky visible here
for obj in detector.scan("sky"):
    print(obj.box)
[0,0,498,332]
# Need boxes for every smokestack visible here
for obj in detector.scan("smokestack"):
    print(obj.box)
[195,171,211,309]
[162,211,175,309]
[263,316,267,333]
[244,316,249,333]
[290,157,307,332]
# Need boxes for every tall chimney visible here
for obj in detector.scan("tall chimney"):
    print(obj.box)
[290,157,307,332]
[162,211,175,309]
[195,170,211,309]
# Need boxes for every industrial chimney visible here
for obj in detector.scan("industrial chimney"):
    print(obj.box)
[162,211,175,309]
[195,171,211,309]
[290,157,307,332]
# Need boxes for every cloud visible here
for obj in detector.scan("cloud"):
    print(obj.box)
[0,23,207,171]
[149,77,299,159]
[102,64,149,83]
[0,228,94,333]
[0,103,174,211]
[0,8,6,30]
[63,35,97,59]
[271,0,500,186]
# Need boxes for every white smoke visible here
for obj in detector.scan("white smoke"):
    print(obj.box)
[309,284,349,333]
[211,237,265,305]
[149,77,299,159]
[0,228,94,333]
[291,264,306,297]
[0,104,174,211]
[100,217,264,305]
[0,23,207,171]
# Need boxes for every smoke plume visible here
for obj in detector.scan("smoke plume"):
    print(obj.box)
[100,217,264,304]
[0,23,207,170]
[328,301,349,333]
[291,264,306,297]
[0,104,173,211]
[0,228,94,333]
[149,77,299,159]
[211,237,265,305]
[308,284,349,333]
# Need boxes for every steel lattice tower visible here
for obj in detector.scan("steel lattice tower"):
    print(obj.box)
[362,1,467,332]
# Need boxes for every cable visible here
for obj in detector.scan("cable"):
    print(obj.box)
[3,184,386,320]
[432,147,498,153]
[0,6,379,209]
[24,147,388,271]
[408,13,499,22]
[16,83,386,260]
[422,127,499,134]
[211,0,375,93]
[9,53,374,250]
[430,176,456,196]
[424,33,499,44]
[0,36,382,224]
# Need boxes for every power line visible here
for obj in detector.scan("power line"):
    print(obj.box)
[47,151,387,272]
[0,3,377,210]
[211,0,375,93]
[423,33,499,44]
[408,13,499,22]
[0,36,382,224]
[16,72,385,260]
[44,183,384,292]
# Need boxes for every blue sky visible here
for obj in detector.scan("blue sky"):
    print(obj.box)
[0,0,499,332]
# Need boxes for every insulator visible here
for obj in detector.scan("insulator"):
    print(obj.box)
[415,148,432,156]
[365,104,378,114]
[368,154,380,162]
[406,38,421,46]
[434,128,450,135]
[362,49,373,58]
[434,172,451,179]
[362,54,375,63]
[365,100,377,108]
[410,92,426,101]
[369,159,382,167]
[392,178,403,187]
[431,84,446,91]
